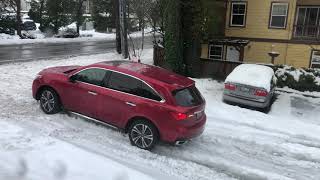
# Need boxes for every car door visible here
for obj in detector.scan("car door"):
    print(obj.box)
[94,72,143,127]
[62,68,109,118]
[95,71,165,128]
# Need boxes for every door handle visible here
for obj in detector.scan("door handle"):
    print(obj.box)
[88,91,98,96]
[126,102,136,107]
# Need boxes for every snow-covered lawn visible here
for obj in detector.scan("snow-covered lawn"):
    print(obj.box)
[0,30,116,46]
[0,28,154,46]
[0,49,320,180]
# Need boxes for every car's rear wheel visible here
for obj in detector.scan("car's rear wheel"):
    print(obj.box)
[39,88,61,114]
[128,119,159,150]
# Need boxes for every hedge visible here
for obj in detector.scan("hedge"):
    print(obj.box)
[274,65,320,92]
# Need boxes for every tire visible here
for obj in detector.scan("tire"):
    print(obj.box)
[128,119,159,150]
[39,88,61,114]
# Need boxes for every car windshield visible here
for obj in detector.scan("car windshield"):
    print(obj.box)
[172,86,203,107]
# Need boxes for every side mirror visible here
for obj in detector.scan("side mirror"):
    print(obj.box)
[69,75,77,83]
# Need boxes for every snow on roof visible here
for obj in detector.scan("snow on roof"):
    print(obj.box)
[225,64,275,91]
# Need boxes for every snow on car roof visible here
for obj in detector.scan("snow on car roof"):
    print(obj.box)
[225,64,274,91]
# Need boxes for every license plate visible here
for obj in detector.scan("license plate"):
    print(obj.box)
[240,87,250,93]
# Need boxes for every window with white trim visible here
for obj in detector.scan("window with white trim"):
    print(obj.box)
[269,3,289,28]
[209,45,224,60]
[230,2,247,27]
[311,50,320,68]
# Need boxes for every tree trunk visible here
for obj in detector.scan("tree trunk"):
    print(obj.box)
[39,0,44,28]
[115,0,121,54]
[76,0,84,34]
[16,0,23,38]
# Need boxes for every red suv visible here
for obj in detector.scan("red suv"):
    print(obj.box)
[32,61,206,150]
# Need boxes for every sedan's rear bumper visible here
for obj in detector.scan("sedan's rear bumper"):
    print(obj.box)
[223,94,270,108]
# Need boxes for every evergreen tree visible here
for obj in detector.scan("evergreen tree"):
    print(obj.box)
[28,0,45,30]
[162,0,224,75]
[44,0,73,34]
[91,0,115,32]
[181,0,204,76]
[200,0,226,41]
[164,0,183,73]
[72,0,86,34]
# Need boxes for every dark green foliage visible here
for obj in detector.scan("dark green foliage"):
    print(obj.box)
[44,0,74,34]
[91,0,115,32]
[304,68,320,77]
[162,0,225,76]
[164,0,183,73]
[72,0,86,34]
[28,0,44,24]
[180,0,204,76]
[0,14,16,29]
[200,0,226,41]
[275,66,320,92]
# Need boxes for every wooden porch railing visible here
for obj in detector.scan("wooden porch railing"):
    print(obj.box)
[199,58,243,79]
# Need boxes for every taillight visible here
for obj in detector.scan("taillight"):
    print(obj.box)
[254,89,268,97]
[225,83,236,91]
[170,112,188,121]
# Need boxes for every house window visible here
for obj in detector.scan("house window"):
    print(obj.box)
[294,7,320,39]
[209,45,224,60]
[269,3,289,29]
[230,2,247,27]
[311,50,320,68]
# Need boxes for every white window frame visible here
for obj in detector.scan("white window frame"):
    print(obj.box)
[311,50,320,68]
[230,2,247,27]
[209,45,224,60]
[269,2,289,29]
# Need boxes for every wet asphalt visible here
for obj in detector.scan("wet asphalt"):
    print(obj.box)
[0,36,154,64]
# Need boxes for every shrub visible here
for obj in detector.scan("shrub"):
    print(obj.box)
[274,65,320,92]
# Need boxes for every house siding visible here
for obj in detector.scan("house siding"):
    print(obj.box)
[201,41,319,68]
[225,0,297,40]
[297,0,320,5]
[200,0,320,69]
[201,44,209,59]
[244,42,320,68]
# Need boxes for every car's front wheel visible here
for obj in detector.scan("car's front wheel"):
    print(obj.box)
[128,119,159,150]
[39,88,61,114]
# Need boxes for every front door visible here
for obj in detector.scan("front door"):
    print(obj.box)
[226,46,240,62]
[63,68,108,118]
[96,71,141,127]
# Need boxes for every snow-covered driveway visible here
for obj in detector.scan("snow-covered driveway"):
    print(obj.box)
[0,50,320,180]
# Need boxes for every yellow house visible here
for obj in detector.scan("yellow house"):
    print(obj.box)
[201,0,320,70]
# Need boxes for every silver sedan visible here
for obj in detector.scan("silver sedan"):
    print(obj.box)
[223,64,276,111]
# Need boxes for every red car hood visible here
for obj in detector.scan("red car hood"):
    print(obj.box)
[41,65,81,75]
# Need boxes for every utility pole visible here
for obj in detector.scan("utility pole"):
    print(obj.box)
[119,0,129,58]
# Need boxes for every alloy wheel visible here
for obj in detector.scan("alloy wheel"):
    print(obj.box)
[40,90,55,113]
[130,124,154,149]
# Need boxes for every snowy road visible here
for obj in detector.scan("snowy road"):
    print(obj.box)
[0,49,320,180]
[0,36,154,64]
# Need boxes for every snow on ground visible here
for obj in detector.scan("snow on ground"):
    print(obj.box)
[1,48,320,180]
[0,121,156,180]
[277,86,320,98]
[0,27,154,46]
[0,30,116,46]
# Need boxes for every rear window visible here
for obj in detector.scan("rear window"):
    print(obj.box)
[172,86,203,107]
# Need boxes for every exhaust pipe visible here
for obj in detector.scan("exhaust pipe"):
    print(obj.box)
[175,140,188,146]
